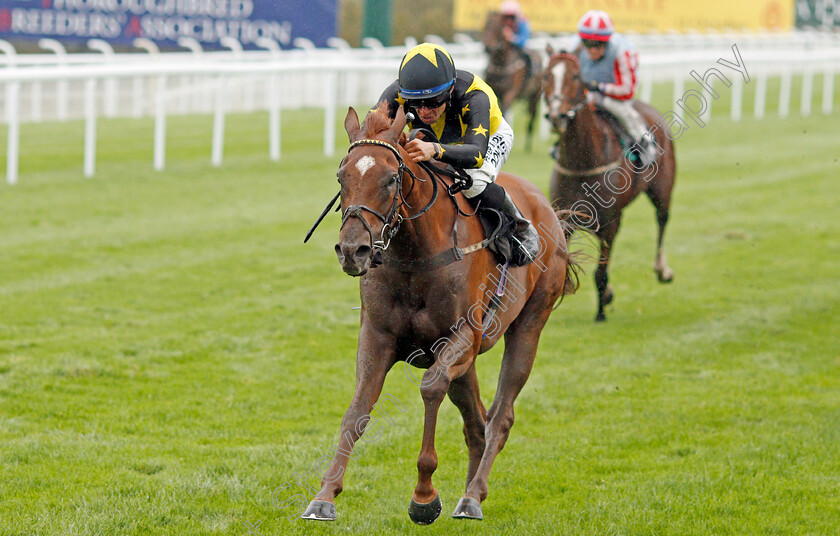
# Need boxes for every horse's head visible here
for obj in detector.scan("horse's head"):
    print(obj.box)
[334,103,408,276]
[543,50,586,133]
[482,12,509,61]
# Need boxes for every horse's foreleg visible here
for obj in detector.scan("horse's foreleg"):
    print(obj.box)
[410,345,478,525]
[302,327,395,521]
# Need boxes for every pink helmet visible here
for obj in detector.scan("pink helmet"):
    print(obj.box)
[578,10,614,42]
[500,1,521,17]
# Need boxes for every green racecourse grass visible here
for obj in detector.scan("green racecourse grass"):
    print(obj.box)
[1,88,839,536]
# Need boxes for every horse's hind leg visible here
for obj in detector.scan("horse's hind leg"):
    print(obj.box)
[645,179,674,283]
[448,363,487,487]
[448,363,487,519]
[595,218,620,321]
[457,300,554,519]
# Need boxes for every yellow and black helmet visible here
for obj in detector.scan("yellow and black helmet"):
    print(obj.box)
[398,43,456,101]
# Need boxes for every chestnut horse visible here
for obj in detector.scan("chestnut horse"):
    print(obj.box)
[543,51,676,321]
[482,11,542,151]
[301,103,578,523]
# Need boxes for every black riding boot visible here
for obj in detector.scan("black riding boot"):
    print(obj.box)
[472,183,541,266]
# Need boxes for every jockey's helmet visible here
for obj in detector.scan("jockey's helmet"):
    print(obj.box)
[500,1,521,17]
[398,43,456,105]
[578,10,614,42]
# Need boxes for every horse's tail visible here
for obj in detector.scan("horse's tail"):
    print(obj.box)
[553,208,597,305]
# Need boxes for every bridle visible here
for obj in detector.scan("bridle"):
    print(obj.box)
[545,55,587,132]
[338,139,438,254]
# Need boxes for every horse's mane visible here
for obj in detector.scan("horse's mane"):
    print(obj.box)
[363,101,408,146]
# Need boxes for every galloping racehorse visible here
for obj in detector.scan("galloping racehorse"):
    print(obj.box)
[302,103,578,523]
[482,11,542,151]
[543,50,677,321]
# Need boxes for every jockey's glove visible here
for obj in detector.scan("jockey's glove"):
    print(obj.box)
[585,80,604,93]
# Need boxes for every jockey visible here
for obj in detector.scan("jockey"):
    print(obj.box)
[572,10,657,166]
[499,0,532,75]
[377,42,540,265]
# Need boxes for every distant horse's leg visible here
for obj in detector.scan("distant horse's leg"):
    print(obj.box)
[645,180,675,283]
[301,329,395,521]
[595,218,620,322]
[458,299,555,519]
[524,87,539,152]
[447,363,487,489]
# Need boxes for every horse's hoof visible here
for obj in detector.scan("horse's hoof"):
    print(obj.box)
[301,500,337,521]
[408,492,442,525]
[452,497,483,520]
[595,312,607,322]
[657,268,674,283]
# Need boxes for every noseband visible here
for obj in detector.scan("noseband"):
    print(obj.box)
[339,139,438,254]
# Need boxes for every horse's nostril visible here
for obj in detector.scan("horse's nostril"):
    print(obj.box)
[334,244,345,262]
[354,245,372,259]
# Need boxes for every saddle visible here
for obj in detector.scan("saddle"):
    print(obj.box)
[594,108,648,166]
[419,159,519,267]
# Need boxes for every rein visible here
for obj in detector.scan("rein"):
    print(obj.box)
[305,137,493,273]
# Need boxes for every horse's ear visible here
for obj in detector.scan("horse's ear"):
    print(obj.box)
[388,106,407,141]
[344,107,362,142]
[546,44,554,56]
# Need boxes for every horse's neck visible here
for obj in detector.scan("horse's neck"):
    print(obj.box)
[560,106,613,169]
[387,165,457,260]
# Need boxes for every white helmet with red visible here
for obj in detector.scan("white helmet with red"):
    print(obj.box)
[578,10,614,42]
[500,0,521,17]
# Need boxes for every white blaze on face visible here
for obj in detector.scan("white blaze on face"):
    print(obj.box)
[355,155,376,178]
[549,62,567,116]
[551,62,567,99]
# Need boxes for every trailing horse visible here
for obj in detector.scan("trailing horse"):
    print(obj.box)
[543,50,677,321]
[301,103,578,523]
[482,11,543,151]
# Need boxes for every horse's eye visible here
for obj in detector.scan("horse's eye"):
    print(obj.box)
[387,174,397,186]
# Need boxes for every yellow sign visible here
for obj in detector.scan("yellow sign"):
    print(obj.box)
[454,0,793,33]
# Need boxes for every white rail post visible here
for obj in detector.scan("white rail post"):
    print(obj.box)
[38,38,69,121]
[88,39,118,118]
[754,72,767,120]
[177,37,204,114]
[84,78,97,177]
[323,71,338,157]
[31,81,42,122]
[822,66,834,115]
[5,81,19,185]
[212,76,227,167]
[730,75,742,122]
[153,75,168,171]
[779,68,791,118]
[673,71,685,122]
[800,68,813,117]
[133,38,160,118]
[0,40,19,185]
[256,37,282,161]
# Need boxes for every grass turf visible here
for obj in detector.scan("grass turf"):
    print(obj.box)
[0,97,838,535]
